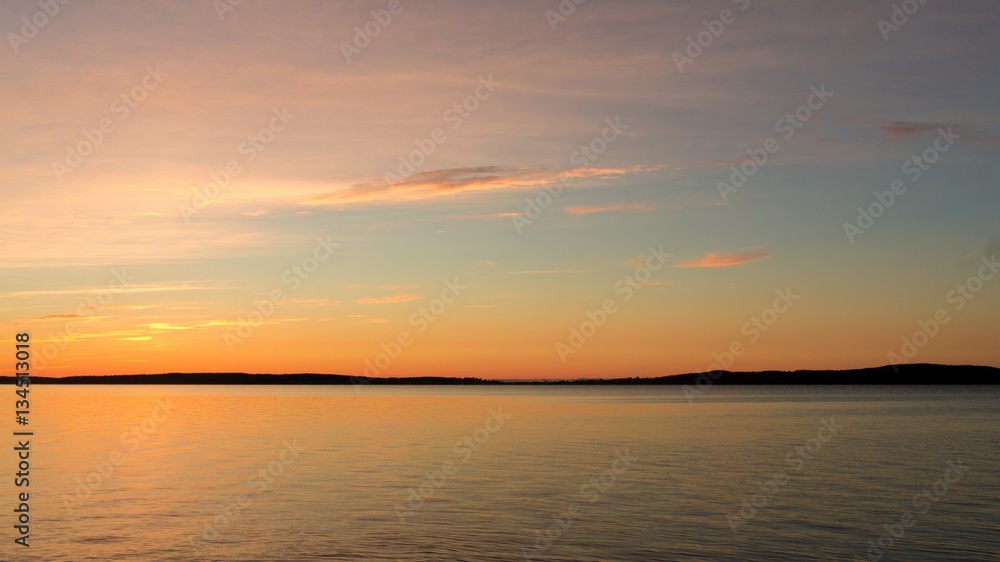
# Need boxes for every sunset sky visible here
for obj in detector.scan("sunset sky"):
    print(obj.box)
[2,0,998,378]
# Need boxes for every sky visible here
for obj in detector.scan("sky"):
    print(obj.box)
[1,0,998,379]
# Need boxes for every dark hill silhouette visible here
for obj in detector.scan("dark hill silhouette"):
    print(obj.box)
[2,364,997,385]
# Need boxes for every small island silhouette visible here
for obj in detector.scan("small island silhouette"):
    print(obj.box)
[4,363,997,385]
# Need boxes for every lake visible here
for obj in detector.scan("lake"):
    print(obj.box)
[5,385,998,561]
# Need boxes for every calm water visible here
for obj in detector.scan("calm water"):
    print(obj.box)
[3,385,998,561]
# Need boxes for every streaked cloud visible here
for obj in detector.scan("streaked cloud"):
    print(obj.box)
[880,121,948,136]
[355,294,423,304]
[505,270,588,275]
[304,165,658,205]
[675,246,771,268]
[458,212,521,220]
[0,282,228,299]
[38,313,89,320]
[564,203,655,215]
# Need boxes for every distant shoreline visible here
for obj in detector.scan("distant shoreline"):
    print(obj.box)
[4,364,998,385]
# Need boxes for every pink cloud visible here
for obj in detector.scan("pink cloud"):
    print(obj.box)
[303,165,661,205]
[564,203,655,215]
[675,246,771,268]
[458,212,522,219]
[355,294,422,304]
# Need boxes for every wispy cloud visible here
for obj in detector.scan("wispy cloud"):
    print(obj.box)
[458,212,522,219]
[675,246,771,268]
[880,121,948,136]
[0,282,227,299]
[625,253,650,269]
[140,323,197,331]
[564,203,655,216]
[505,270,588,275]
[877,120,1000,144]
[355,294,422,304]
[38,313,89,320]
[304,165,658,205]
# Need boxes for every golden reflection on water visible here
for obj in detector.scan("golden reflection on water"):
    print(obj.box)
[3,385,998,561]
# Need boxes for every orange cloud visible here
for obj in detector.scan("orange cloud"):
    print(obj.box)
[625,254,646,268]
[38,313,87,320]
[458,212,521,219]
[564,203,655,215]
[675,246,771,268]
[355,294,422,304]
[506,269,587,275]
[303,165,660,205]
